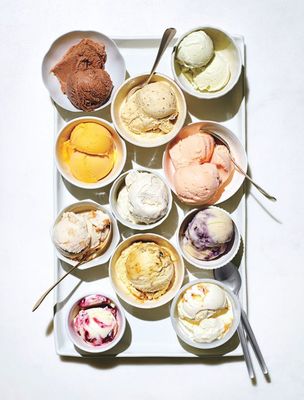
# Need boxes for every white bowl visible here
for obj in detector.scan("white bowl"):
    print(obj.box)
[66,292,126,353]
[51,199,120,269]
[42,30,126,112]
[55,116,126,190]
[109,233,185,309]
[171,26,242,99]
[177,206,241,270]
[111,73,187,148]
[170,279,241,349]
[163,121,247,205]
[109,168,173,231]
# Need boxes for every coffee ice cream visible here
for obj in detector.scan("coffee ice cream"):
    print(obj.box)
[115,241,175,301]
[121,82,178,137]
[51,38,113,111]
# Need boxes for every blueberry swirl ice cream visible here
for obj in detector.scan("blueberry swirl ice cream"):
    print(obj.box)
[73,295,120,347]
[182,208,234,261]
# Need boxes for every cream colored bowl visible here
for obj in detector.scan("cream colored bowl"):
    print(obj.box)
[171,26,242,99]
[111,73,187,148]
[55,116,126,189]
[163,121,247,205]
[109,233,185,309]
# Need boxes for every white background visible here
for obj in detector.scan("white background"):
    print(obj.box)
[0,0,303,399]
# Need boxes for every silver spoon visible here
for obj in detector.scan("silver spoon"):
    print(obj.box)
[126,27,176,100]
[214,263,269,378]
[200,128,277,202]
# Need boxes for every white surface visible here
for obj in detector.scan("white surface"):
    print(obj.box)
[0,1,303,399]
[53,36,246,357]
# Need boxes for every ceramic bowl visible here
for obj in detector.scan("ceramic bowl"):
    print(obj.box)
[42,30,126,112]
[171,26,242,99]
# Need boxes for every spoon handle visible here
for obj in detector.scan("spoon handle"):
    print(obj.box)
[146,27,176,85]
[229,157,277,202]
[32,261,82,312]
[241,309,269,375]
[237,322,255,380]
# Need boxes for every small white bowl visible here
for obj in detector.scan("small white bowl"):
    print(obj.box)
[55,116,126,190]
[170,279,241,350]
[109,233,185,309]
[52,199,120,269]
[42,30,126,112]
[163,121,247,205]
[111,73,187,148]
[171,26,242,99]
[66,292,126,353]
[177,206,241,270]
[109,168,173,231]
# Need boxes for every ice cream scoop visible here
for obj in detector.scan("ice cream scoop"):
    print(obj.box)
[121,82,178,136]
[177,282,233,343]
[51,38,113,111]
[73,295,119,347]
[61,122,115,183]
[187,53,230,92]
[211,144,233,184]
[115,241,175,301]
[53,212,90,254]
[176,31,214,68]
[67,69,113,111]
[52,209,111,259]
[182,208,234,261]
[169,133,214,169]
[116,171,169,225]
[174,163,220,204]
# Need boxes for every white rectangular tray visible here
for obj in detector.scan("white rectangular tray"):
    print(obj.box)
[53,35,246,358]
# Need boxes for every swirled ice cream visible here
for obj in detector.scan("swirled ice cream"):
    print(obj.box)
[115,241,175,301]
[73,295,120,347]
[182,208,234,261]
[177,282,233,343]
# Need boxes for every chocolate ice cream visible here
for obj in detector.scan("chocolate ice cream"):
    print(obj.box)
[67,69,113,111]
[51,38,113,111]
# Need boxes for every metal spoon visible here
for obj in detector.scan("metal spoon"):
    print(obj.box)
[200,128,277,202]
[126,27,176,100]
[32,232,111,312]
[214,263,269,377]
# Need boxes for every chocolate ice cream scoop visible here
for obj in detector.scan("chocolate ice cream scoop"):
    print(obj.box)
[51,38,107,93]
[67,69,113,111]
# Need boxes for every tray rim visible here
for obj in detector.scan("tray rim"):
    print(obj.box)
[52,34,247,358]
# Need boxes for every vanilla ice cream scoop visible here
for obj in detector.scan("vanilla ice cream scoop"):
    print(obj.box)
[177,282,233,343]
[191,52,230,92]
[53,212,90,254]
[176,31,214,68]
[117,171,169,224]
[183,208,234,261]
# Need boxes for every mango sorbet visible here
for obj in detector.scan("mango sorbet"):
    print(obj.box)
[61,122,115,183]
